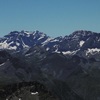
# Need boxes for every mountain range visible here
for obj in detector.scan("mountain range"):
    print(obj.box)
[0,30,100,100]
[0,30,100,59]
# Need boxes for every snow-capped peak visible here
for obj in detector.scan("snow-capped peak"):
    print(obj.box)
[70,30,94,38]
[0,30,100,58]
[0,30,51,51]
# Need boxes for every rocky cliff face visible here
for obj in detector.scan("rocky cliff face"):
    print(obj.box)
[0,47,100,100]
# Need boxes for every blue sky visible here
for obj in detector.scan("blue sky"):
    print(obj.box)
[0,0,100,37]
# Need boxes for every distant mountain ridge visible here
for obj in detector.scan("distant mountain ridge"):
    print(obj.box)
[0,30,51,51]
[0,30,100,58]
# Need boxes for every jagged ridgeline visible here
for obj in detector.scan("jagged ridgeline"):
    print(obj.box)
[0,30,100,100]
[0,30,100,59]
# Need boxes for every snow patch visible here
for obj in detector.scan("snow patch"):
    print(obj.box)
[86,48,100,56]
[25,32,30,35]
[0,40,9,49]
[8,41,14,45]
[0,63,5,66]
[16,42,20,46]
[46,47,50,51]
[50,39,59,42]
[38,34,45,40]
[0,40,17,50]
[55,49,58,52]
[62,50,78,55]
[62,51,72,55]
[53,45,57,47]
[79,40,84,47]
[56,51,60,53]
[21,38,29,48]
[31,92,38,95]
[9,46,17,50]
[42,38,52,46]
